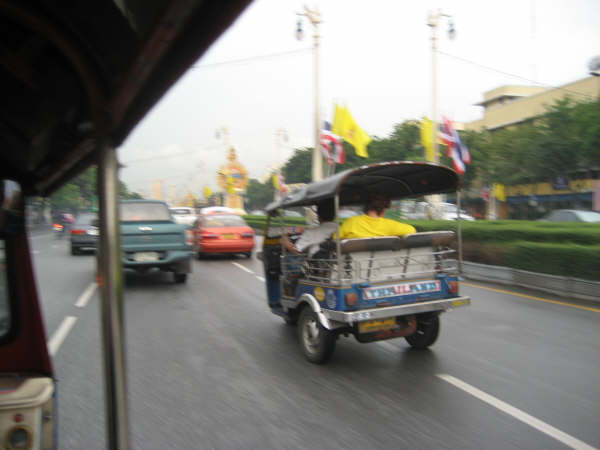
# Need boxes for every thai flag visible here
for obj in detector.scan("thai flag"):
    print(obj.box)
[440,116,471,174]
[320,121,345,165]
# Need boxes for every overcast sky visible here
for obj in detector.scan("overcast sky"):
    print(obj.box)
[118,0,600,200]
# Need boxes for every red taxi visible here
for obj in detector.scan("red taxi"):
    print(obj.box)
[194,213,255,258]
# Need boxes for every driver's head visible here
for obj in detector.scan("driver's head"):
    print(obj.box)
[365,193,391,216]
[316,199,335,222]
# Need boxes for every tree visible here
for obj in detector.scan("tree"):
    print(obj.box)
[245,178,275,211]
[282,148,312,183]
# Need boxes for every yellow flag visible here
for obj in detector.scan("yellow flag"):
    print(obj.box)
[493,183,506,202]
[420,117,434,162]
[204,186,212,199]
[332,105,370,158]
[272,173,280,191]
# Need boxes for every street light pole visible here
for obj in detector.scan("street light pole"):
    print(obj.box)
[427,10,454,164]
[297,6,323,181]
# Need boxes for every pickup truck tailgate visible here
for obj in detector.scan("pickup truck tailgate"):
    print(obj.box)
[121,223,187,251]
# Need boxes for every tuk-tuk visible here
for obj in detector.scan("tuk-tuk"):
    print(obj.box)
[262,161,471,364]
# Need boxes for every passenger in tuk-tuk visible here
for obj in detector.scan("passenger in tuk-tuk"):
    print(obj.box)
[282,199,337,257]
[281,200,337,295]
[339,193,416,238]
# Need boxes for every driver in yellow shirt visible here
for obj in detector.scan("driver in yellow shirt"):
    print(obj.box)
[339,193,416,238]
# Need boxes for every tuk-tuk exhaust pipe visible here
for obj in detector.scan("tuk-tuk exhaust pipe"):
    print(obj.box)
[97,142,130,449]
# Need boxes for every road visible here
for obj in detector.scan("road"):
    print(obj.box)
[29,231,600,450]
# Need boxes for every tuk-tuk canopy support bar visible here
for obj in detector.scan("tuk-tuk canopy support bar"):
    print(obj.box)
[97,142,129,450]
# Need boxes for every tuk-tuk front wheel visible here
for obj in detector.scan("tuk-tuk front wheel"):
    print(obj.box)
[405,313,439,349]
[298,308,335,364]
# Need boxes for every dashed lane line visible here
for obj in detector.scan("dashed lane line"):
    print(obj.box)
[231,262,265,282]
[437,374,596,450]
[47,316,78,357]
[231,262,254,274]
[75,282,97,308]
[462,282,600,313]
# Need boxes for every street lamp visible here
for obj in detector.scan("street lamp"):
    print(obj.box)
[296,6,322,181]
[427,10,455,164]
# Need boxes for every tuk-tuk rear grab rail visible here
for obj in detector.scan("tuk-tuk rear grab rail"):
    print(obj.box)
[282,247,457,284]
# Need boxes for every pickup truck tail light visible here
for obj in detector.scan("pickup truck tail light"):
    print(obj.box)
[202,233,218,239]
[70,229,85,235]
[185,230,194,246]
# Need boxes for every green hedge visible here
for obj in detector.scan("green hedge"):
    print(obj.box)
[507,242,600,281]
[243,215,307,232]
[396,219,600,246]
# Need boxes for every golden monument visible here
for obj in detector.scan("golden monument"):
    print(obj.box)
[217,147,249,212]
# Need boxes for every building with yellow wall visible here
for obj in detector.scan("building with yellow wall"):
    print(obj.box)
[463,75,600,218]
[465,76,599,132]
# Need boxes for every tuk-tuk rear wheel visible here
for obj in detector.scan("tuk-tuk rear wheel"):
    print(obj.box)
[405,313,439,349]
[298,308,335,364]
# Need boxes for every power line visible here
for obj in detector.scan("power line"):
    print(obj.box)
[438,50,593,101]
[191,48,312,69]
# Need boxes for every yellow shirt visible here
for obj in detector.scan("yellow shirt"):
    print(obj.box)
[339,214,416,239]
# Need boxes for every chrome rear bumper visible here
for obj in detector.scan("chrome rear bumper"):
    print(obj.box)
[322,296,470,325]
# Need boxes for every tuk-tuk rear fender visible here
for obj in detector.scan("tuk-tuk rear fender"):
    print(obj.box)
[284,294,345,331]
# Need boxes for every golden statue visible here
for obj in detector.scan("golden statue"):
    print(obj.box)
[217,147,248,212]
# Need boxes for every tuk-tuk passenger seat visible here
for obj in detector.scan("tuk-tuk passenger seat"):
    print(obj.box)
[335,231,455,283]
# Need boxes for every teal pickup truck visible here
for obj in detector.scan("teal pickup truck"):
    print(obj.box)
[120,200,194,283]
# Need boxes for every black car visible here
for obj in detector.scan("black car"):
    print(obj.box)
[70,212,99,254]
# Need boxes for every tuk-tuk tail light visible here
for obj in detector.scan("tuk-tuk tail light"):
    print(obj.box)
[345,292,359,306]
[448,280,459,294]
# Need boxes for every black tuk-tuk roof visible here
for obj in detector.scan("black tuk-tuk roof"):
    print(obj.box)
[0,0,252,196]
[266,161,459,212]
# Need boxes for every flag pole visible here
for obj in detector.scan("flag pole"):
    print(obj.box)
[457,188,463,275]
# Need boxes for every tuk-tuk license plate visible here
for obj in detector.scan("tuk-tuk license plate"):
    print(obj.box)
[222,234,235,239]
[358,318,397,333]
[134,252,159,262]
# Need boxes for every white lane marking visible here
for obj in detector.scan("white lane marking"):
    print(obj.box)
[48,316,78,357]
[232,262,254,274]
[32,250,40,255]
[256,275,265,282]
[437,374,596,450]
[75,282,97,308]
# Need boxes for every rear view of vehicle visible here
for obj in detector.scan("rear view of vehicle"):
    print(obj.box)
[194,213,254,258]
[120,200,194,283]
[169,207,197,227]
[263,161,471,364]
[69,212,99,254]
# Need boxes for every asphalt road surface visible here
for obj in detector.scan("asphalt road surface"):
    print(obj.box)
[29,231,600,450]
